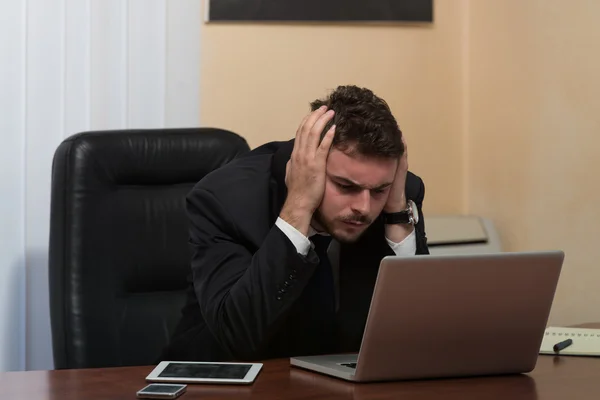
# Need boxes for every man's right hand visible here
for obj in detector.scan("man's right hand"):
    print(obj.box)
[280,106,336,237]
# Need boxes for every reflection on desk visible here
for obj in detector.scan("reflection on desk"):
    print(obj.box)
[289,367,537,399]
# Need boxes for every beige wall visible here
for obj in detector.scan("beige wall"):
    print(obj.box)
[468,0,600,325]
[200,0,466,214]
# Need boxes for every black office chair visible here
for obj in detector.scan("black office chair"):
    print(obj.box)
[48,128,250,369]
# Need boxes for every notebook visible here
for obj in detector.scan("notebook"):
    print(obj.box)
[539,327,600,356]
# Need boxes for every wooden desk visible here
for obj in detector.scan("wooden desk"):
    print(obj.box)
[3,355,600,399]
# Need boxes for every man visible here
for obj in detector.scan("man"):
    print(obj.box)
[163,85,429,362]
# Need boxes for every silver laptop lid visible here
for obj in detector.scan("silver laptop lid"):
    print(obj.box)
[354,251,564,382]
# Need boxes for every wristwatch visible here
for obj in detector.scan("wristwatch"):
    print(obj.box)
[382,199,419,225]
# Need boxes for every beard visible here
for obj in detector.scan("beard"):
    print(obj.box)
[313,209,373,244]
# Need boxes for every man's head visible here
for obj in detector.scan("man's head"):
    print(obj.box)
[309,85,405,243]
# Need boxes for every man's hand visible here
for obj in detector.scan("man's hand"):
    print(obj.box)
[280,106,336,237]
[384,134,409,213]
[384,135,414,243]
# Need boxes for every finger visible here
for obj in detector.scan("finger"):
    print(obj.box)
[299,106,328,149]
[285,160,291,186]
[295,113,310,139]
[399,135,409,171]
[317,124,336,158]
[307,109,335,152]
[294,113,311,149]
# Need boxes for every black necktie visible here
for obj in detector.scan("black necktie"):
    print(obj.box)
[290,234,336,354]
[309,234,335,315]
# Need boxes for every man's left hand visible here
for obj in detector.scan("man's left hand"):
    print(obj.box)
[384,135,409,213]
[383,135,415,245]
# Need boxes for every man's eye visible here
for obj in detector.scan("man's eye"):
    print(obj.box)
[372,188,386,195]
[337,183,355,191]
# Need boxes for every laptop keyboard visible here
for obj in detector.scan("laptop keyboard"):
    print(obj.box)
[340,363,357,369]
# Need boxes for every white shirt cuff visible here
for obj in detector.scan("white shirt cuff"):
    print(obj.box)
[275,217,311,256]
[386,229,417,256]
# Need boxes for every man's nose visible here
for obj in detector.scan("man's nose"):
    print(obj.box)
[351,190,371,216]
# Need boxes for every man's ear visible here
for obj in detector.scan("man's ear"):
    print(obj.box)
[285,160,290,187]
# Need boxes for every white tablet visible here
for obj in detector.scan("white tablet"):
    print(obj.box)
[146,361,263,385]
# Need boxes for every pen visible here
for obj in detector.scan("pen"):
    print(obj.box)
[553,338,573,353]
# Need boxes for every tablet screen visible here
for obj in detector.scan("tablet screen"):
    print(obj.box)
[158,363,252,380]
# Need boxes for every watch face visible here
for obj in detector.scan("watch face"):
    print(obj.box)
[409,200,419,224]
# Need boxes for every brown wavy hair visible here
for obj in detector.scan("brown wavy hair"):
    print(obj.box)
[310,85,404,158]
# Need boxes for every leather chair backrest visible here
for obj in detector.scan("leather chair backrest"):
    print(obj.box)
[49,128,250,369]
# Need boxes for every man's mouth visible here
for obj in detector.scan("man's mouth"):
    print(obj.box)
[342,220,368,227]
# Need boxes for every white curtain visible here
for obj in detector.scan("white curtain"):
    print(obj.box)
[0,0,201,371]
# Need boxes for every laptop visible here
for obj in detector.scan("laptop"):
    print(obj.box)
[290,251,564,382]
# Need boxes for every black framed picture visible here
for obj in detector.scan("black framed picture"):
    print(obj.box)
[206,0,433,23]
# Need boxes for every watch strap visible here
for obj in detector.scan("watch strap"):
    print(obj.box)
[382,200,417,225]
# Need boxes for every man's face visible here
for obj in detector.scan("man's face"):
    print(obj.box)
[314,147,397,243]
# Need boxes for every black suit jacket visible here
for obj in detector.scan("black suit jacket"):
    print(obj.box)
[163,140,429,361]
